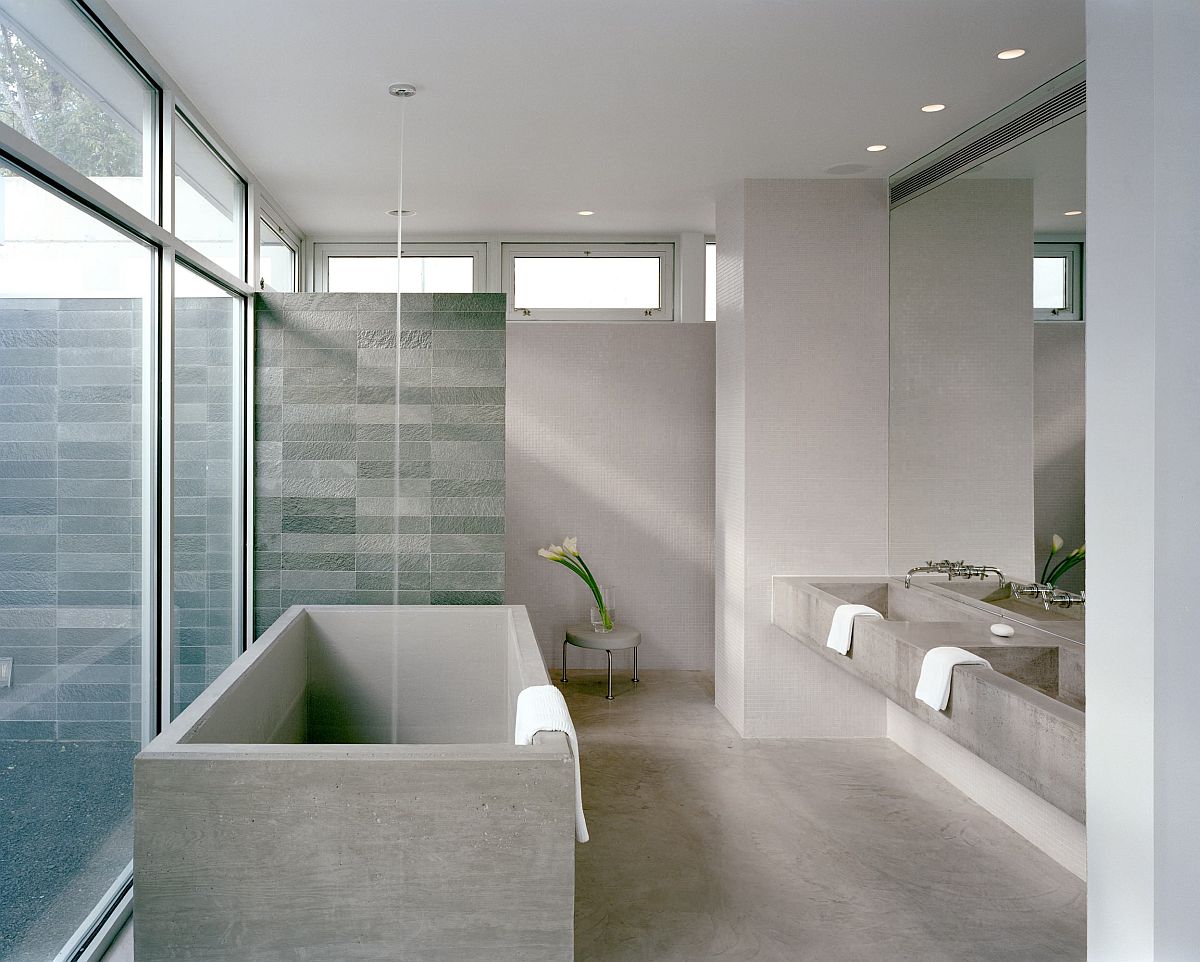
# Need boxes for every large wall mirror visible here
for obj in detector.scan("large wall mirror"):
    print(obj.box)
[888,64,1086,607]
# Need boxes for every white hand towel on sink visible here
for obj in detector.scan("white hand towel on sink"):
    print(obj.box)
[825,604,883,655]
[515,685,589,843]
[915,646,992,711]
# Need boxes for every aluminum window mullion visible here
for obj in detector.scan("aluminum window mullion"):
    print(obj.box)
[139,242,164,746]
[158,248,176,732]
[243,293,256,648]
[233,292,250,657]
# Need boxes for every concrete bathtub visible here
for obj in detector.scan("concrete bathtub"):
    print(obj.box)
[134,605,576,962]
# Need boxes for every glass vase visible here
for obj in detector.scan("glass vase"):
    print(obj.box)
[589,585,616,632]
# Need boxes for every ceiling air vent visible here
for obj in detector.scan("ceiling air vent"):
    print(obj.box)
[890,80,1086,207]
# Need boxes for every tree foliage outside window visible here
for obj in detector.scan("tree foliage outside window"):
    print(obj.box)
[0,25,140,177]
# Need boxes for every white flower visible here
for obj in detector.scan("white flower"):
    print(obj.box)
[562,536,578,555]
[1050,534,1064,553]
[538,547,564,561]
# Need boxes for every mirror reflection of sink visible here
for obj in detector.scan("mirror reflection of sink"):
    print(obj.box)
[809,581,984,623]
[964,644,1085,711]
[940,580,1085,623]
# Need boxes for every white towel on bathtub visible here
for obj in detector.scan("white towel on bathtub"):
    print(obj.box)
[515,685,589,843]
[914,646,992,711]
[825,604,883,655]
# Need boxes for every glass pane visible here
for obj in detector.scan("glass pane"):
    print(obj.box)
[1034,255,1068,310]
[0,0,155,216]
[174,113,245,277]
[0,163,150,960]
[512,256,660,309]
[259,219,295,292]
[172,264,238,717]
[705,243,716,322]
[327,255,474,293]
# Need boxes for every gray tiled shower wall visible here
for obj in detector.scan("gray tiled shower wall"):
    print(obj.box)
[0,297,235,740]
[253,293,506,637]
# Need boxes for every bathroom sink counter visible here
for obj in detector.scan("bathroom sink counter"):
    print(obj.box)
[772,577,1084,821]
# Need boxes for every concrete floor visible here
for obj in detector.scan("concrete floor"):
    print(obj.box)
[101,669,1086,961]
[565,670,1085,962]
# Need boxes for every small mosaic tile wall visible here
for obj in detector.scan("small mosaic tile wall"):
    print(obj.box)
[253,293,506,637]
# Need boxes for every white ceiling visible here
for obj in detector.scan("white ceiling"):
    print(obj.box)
[106,0,1084,239]
[963,115,1086,234]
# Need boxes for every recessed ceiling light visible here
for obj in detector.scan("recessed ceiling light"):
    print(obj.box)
[386,209,416,216]
[921,103,946,112]
[996,48,1026,60]
[866,144,888,152]
[1063,210,1084,216]
[577,210,595,216]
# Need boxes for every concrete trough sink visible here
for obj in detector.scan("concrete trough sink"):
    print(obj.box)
[773,577,1085,822]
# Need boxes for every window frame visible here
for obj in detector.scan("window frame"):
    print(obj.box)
[313,240,486,293]
[257,211,299,292]
[1034,242,1083,322]
[502,242,675,322]
[0,0,161,219]
[172,108,248,280]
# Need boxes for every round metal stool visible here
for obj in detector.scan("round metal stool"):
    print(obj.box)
[561,624,640,700]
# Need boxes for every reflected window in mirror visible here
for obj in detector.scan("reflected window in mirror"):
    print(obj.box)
[1034,243,1082,321]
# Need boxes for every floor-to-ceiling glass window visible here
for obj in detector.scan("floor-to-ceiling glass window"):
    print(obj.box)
[1,0,285,955]
[171,265,239,717]
[0,161,152,962]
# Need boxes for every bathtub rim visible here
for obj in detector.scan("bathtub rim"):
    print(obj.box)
[140,604,569,760]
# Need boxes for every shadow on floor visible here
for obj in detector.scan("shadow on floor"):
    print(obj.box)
[561,670,1085,962]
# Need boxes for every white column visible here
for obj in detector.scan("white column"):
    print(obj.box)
[1086,0,1200,958]
[715,179,890,736]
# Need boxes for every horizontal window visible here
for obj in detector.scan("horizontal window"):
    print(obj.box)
[503,243,674,321]
[0,0,157,217]
[314,242,484,293]
[259,217,296,292]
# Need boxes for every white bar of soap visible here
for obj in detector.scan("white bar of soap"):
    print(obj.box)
[990,623,1015,638]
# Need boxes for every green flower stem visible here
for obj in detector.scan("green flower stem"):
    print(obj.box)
[571,553,612,629]
[1040,544,1061,584]
[1047,554,1084,586]
[551,556,609,626]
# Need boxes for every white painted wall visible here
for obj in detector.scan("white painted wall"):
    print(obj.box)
[505,322,715,672]
[1086,0,1200,958]
[715,183,747,729]
[716,179,890,738]
[889,178,1036,581]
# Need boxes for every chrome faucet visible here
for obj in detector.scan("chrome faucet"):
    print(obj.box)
[904,559,1007,589]
[905,560,954,588]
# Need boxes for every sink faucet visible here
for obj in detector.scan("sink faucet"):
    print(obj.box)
[905,559,1007,589]
[905,560,956,588]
